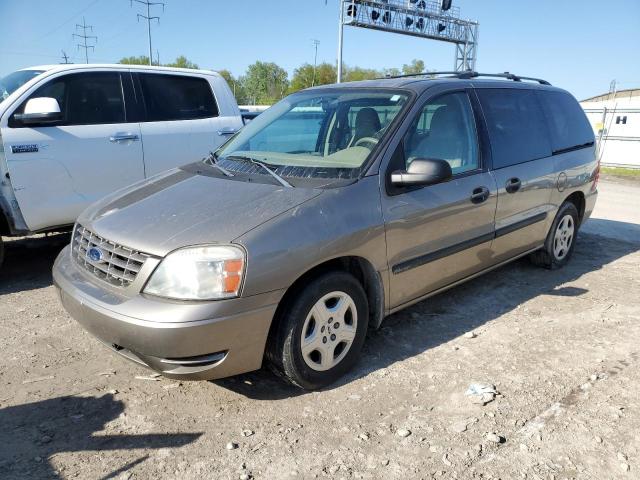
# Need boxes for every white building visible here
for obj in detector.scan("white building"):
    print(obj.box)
[581,88,640,169]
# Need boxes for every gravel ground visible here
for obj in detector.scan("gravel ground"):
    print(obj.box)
[1,178,639,480]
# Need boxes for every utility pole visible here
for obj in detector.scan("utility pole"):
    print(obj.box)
[131,0,165,66]
[73,17,97,64]
[311,39,320,86]
[336,1,344,83]
[61,50,71,64]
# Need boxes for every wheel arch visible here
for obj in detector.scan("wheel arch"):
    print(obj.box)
[267,256,386,352]
[563,191,586,225]
[0,204,11,236]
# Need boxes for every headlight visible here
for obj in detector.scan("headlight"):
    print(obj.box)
[144,245,245,300]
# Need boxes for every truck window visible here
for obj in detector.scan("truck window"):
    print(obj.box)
[476,89,552,169]
[139,73,219,121]
[537,91,594,153]
[10,72,126,127]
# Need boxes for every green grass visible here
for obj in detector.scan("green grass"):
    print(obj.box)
[601,166,640,178]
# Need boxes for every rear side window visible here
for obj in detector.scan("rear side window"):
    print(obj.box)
[537,91,594,154]
[139,73,218,121]
[477,89,552,169]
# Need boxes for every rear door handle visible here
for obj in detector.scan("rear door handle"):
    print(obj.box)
[110,133,140,143]
[505,177,521,193]
[470,186,490,204]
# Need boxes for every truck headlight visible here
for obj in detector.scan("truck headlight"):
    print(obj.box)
[143,245,245,300]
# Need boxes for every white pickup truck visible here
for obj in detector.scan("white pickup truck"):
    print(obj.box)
[0,64,247,267]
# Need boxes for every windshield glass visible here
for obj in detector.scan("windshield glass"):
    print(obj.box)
[0,69,45,102]
[216,89,410,180]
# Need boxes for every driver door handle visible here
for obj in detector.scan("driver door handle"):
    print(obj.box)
[470,186,490,204]
[505,177,522,193]
[110,133,140,143]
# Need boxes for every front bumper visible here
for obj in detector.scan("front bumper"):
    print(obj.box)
[53,245,283,380]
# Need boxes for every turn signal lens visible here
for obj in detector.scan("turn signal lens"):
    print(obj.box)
[223,259,244,294]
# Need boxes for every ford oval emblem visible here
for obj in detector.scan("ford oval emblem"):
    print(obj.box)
[88,247,104,262]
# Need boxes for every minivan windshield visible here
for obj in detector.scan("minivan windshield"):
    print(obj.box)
[215,89,410,181]
[0,69,45,103]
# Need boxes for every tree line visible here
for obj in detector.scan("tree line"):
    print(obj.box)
[119,56,428,105]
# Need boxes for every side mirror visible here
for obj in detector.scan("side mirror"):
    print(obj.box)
[390,158,453,187]
[13,97,62,125]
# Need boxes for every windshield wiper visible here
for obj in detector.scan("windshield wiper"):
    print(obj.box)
[226,155,293,188]
[204,151,234,177]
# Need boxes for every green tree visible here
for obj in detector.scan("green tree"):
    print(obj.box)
[243,61,289,105]
[343,65,381,82]
[119,55,156,66]
[401,59,425,75]
[382,67,402,78]
[118,55,199,69]
[289,62,337,93]
[164,55,199,69]
[218,69,247,104]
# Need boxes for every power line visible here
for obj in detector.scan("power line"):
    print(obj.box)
[61,50,71,64]
[37,0,101,41]
[73,17,97,64]
[131,0,165,66]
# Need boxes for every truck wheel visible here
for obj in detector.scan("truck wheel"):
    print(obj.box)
[0,236,4,270]
[530,202,579,269]
[268,272,369,390]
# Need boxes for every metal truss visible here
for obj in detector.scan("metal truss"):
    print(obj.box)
[337,0,479,80]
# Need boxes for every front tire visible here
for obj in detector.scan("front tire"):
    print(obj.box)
[530,202,579,269]
[267,272,369,390]
[0,236,4,271]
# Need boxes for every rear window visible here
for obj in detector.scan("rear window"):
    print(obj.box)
[139,73,218,122]
[477,88,552,169]
[537,90,594,154]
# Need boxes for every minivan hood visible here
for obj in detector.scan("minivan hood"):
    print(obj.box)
[78,168,322,257]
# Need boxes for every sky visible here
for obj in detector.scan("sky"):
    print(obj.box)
[1,0,639,100]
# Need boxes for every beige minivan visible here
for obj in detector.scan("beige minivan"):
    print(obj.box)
[54,72,598,389]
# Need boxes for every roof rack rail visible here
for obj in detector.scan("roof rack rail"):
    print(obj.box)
[383,70,551,86]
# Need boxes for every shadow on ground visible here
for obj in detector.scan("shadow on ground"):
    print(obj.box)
[0,394,201,480]
[217,222,640,399]
[0,233,70,295]
[2,220,639,402]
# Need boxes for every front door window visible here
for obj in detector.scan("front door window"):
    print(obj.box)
[404,91,479,175]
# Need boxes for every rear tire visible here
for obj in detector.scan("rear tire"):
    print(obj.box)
[267,271,369,390]
[0,237,4,271]
[530,202,579,269]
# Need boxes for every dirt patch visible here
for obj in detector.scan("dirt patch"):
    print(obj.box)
[1,182,639,479]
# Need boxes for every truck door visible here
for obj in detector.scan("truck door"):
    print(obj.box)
[1,71,144,231]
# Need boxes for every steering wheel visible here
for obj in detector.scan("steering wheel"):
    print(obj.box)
[354,136,379,148]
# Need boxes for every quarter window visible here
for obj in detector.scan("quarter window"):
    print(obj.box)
[139,74,218,121]
[537,90,594,153]
[404,92,479,174]
[477,89,552,169]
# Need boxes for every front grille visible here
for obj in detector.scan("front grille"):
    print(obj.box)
[72,225,149,287]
